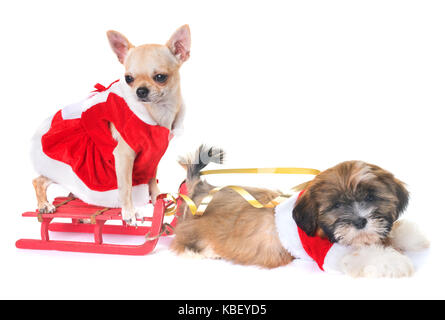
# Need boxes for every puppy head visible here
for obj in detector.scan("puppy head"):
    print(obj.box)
[107,25,191,104]
[292,161,409,247]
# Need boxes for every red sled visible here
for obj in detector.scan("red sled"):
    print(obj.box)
[16,183,187,256]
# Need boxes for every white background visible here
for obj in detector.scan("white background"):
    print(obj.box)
[0,0,444,299]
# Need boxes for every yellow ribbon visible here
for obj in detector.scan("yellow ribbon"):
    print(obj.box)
[162,167,319,217]
[200,167,320,176]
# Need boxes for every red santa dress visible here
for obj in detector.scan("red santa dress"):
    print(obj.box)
[31,80,171,208]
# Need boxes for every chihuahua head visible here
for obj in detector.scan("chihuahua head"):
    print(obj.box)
[106,25,190,105]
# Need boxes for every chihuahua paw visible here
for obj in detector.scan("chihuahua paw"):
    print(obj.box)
[340,245,414,278]
[149,183,160,205]
[388,220,430,252]
[135,210,147,224]
[150,192,160,205]
[38,202,56,214]
[121,207,137,226]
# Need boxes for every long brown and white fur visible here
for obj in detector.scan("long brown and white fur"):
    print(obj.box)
[31,25,191,225]
[171,146,430,277]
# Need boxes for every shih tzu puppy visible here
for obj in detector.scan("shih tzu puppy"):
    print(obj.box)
[171,146,430,277]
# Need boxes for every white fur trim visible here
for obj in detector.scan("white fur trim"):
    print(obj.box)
[60,80,158,126]
[30,111,150,208]
[275,193,351,272]
[61,99,87,120]
[274,194,312,262]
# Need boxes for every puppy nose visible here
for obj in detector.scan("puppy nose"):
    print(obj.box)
[353,218,367,229]
[136,87,149,99]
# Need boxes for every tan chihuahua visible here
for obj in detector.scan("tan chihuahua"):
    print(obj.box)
[31,25,191,225]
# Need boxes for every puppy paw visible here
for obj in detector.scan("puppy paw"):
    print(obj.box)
[388,220,430,252]
[179,248,221,260]
[38,202,56,214]
[121,207,137,226]
[340,245,414,278]
[180,249,208,260]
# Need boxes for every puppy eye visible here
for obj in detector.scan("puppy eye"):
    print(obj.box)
[365,194,375,202]
[154,74,168,83]
[332,202,341,209]
[125,75,134,84]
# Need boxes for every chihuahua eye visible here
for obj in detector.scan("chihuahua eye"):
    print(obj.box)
[125,75,134,84]
[365,194,375,202]
[154,74,168,83]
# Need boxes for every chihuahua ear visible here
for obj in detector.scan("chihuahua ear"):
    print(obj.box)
[107,30,133,64]
[292,190,319,236]
[167,24,191,63]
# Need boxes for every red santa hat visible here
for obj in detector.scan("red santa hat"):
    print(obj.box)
[274,193,350,272]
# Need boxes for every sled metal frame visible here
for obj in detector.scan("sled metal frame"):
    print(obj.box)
[15,195,179,256]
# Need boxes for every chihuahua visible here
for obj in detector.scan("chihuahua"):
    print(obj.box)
[31,25,191,225]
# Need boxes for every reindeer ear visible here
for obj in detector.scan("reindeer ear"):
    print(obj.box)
[292,190,319,236]
[167,24,191,63]
[107,30,133,64]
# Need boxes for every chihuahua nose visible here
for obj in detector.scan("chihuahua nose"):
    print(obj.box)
[353,218,367,230]
[136,87,149,99]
